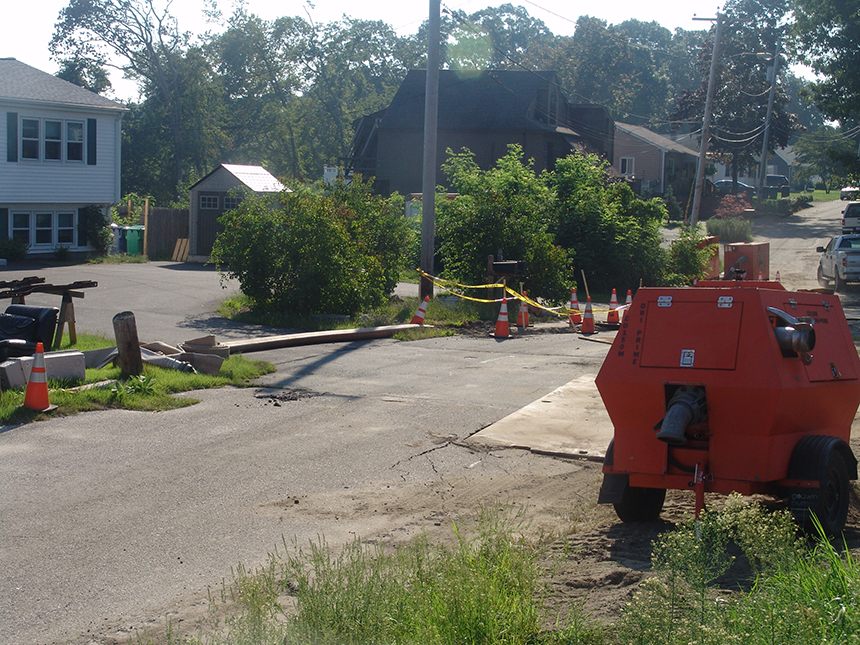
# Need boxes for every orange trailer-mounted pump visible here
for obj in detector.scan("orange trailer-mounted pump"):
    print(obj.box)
[596,281,860,535]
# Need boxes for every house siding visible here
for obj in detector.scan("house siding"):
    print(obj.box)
[0,104,122,205]
[377,129,566,196]
[614,128,665,192]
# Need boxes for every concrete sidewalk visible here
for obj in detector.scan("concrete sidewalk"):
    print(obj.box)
[468,373,614,461]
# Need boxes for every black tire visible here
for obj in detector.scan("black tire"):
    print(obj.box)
[836,274,847,292]
[813,451,850,537]
[788,436,854,537]
[818,265,830,288]
[614,485,666,523]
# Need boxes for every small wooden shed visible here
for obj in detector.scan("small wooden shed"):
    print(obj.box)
[188,164,287,261]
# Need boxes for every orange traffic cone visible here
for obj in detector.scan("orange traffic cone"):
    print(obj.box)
[569,289,582,325]
[581,297,595,334]
[523,290,529,327]
[775,270,780,283]
[607,289,620,325]
[516,298,526,328]
[622,289,633,322]
[410,296,429,325]
[24,342,56,412]
[492,296,510,338]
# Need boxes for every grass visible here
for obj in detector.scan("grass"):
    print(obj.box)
[810,189,843,202]
[87,253,150,264]
[160,505,602,645]
[0,333,274,426]
[144,496,860,645]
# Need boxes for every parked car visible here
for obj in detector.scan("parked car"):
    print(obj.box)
[817,234,860,290]
[842,202,860,233]
[841,186,860,200]
[766,174,790,197]
[714,179,755,197]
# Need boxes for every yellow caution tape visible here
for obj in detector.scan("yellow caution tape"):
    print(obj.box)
[417,270,624,317]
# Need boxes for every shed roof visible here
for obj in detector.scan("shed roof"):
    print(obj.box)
[191,164,287,193]
[380,69,568,132]
[0,58,126,112]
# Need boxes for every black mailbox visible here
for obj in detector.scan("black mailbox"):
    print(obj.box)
[492,260,528,276]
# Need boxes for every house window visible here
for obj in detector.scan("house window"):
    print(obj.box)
[58,212,75,245]
[21,119,39,160]
[200,195,219,210]
[9,211,77,247]
[35,213,53,245]
[12,213,30,243]
[620,157,635,176]
[18,117,86,162]
[667,158,676,179]
[66,122,84,161]
[224,196,242,210]
[45,120,62,160]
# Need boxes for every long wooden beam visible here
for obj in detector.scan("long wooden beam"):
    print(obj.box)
[221,324,425,354]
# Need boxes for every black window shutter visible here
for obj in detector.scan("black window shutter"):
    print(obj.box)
[7,112,17,162]
[87,118,97,165]
[78,207,88,247]
[0,208,8,240]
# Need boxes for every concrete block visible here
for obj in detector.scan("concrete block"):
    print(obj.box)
[0,351,87,389]
[0,359,28,389]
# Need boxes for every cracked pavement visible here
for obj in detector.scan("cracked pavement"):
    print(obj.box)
[0,262,611,644]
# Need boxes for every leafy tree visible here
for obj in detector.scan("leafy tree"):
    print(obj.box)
[672,0,797,188]
[524,16,672,124]
[441,3,554,70]
[793,126,855,191]
[55,56,111,94]
[210,10,409,181]
[790,0,860,124]
[210,176,410,316]
[51,0,198,193]
[438,145,570,301]
[548,153,668,293]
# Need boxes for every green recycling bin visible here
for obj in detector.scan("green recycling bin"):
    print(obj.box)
[124,225,145,255]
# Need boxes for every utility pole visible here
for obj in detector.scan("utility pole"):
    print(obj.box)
[690,13,722,228]
[756,43,781,204]
[419,0,440,302]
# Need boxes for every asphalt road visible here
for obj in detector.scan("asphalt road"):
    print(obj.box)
[0,260,611,645]
[0,198,851,645]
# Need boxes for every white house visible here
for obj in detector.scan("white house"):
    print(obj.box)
[0,58,126,255]
[188,164,287,262]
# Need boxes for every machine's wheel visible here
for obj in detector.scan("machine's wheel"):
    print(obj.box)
[817,265,830,288]
[614,485,666,522]
[813,451,850,537]
[788,436,854,536]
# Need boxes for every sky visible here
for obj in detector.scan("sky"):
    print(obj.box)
[6,0,723,101]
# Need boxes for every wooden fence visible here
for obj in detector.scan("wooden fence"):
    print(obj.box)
[115,206,189,259]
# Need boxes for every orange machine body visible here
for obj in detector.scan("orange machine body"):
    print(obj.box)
[596,282,860,497]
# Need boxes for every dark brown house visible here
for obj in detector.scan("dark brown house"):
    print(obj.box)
[344,70,614,195]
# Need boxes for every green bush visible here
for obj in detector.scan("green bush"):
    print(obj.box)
[210,176,410,316]
[706,216,753,243]
[438,145,571,301]
[666,227,717,285]
[0,237,28,261]
[550,153,668,293]
[661,185,685,221]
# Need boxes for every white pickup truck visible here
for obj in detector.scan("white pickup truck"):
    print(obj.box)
[817,234,860,290]
[842,202,860,233]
